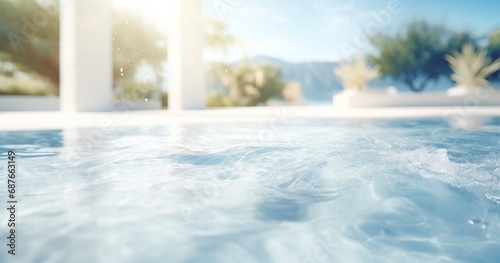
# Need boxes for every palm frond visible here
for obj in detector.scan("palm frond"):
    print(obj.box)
[445,44,500,87]
[333,57,380,91]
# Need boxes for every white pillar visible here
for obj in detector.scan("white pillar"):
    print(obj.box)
[168,0,205,110]
[60,0,112,112]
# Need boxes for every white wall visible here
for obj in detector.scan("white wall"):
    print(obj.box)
[168,0,205,110]
[60,0,112,112]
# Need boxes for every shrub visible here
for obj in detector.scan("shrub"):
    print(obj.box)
[334,57,380,91]
[445,44,500,87]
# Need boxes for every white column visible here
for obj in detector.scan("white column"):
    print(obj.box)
[60,0,112,112]
[168,0,205,110]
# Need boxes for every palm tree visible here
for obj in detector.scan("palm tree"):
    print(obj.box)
[445,44,500,88]
[333,57,380,91]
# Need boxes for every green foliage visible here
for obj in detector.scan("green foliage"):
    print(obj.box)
[207,63,286,107]
[114,77,156,100]
[281,81,302,101]
[0,0,60,85]
[0,0,167,94]
[487,31,500,81]
[205,18,293,107]
[0,74,57,96]
[107,10,168,101]
[112,11,167,87]
[205,17,240,54]
[369,20,477,92]
[161,92,168,109]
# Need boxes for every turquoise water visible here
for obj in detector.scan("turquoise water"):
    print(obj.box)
[0,118,499,263]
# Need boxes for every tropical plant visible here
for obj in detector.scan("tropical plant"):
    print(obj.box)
[207,63,287,107]
[281,81,302,101]
[445,44,500,87]
[0,0,167,91]
[205,17,242,54]
[333,57,380,91]
[206,18,282,108]
[487,31,500,81]
[112,11,167,88]
[0,0,60,85]
[0,74,57,96]
[369,20,477,92]
[114,78,157,100]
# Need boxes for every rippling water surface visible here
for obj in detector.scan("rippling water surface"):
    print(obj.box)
[0,118,499,263]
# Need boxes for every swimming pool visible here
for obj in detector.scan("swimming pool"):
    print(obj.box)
[1,117,499,263]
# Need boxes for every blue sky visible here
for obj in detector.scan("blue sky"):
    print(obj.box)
[113,0,500,63]
[204,0,500,62]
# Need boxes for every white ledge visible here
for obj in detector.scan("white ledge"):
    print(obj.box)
[1,106,500,131]
[333,90,500,108]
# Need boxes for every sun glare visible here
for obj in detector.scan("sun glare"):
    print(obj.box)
[111,0,172,32]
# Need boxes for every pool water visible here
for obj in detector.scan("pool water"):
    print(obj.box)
[1,118,499,263]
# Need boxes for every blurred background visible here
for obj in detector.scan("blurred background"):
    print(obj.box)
[0,0,499,108]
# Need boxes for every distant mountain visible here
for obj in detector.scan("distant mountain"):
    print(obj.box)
[202,55,456,101]
[249,55,342,100]
[247,55,455,101]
